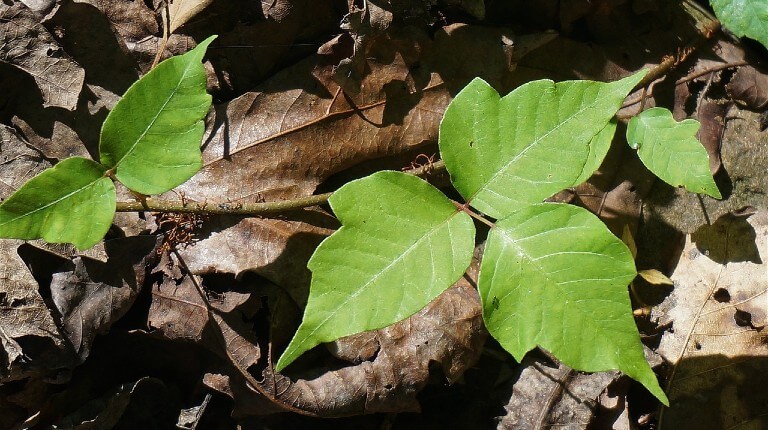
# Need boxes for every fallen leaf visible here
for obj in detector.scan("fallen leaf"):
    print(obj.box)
[726,65,768,110]
[49,235,159,360]
[0,125,74,382]
[167,0,214,34]
[653,210,768,429]
[148,253,262,371]
[497,356,621,429]
[211,276,486,417]
[0,2,85,110]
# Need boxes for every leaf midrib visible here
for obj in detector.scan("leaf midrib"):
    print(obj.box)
[0,178,104,228]
[300,210,463,344]
[468,98,594,205]
[493,227,628,330]
[113,60,196,169]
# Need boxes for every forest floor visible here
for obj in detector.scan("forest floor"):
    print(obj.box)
[1,1,767,429]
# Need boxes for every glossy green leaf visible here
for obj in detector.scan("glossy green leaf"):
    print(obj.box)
[275,171,475,371]
[711,0,768,50]
[0,157,115,250]
[479,203,668,404]
[439,70,645,219]
[99,36,215,195]
[626,107,721,199]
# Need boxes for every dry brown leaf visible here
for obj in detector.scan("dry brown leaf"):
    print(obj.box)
[167,0,214,34]
[653,210,768,429]
[207,277,485,417]
[0,126,75,382]
[148,254,262,370]
[0,2,85,110]
[727,65,768,110]
[497,357,622,429]
[73,0,164,70]
[49,236,159,361]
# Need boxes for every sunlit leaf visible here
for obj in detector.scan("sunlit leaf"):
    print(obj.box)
[478,203,668,404]
[99,36,215,195]
[275,171,475,371]
[439,70,645,219]
[711,0,768,51]
[626,107,721,199]
[0,157,115,250]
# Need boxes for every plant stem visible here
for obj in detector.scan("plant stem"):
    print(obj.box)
[115,160,448,215]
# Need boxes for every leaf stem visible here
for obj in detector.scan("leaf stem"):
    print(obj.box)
[115,160,448,215]
[452,200,495,228]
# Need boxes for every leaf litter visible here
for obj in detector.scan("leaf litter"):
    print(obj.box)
[0,0,767,427]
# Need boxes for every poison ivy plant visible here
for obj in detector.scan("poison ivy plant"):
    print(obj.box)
[277,68,722,406]
[275,171,475,370]
[627,107,721,199]
[0,36,216,249]
[0,157,115,250]
[710,0,768,50]
[438,74,642,219]
[99,36,213,195]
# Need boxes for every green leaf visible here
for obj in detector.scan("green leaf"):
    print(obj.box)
[626,107,721,199]
[439,70,646,219]
[478,203,668,404]
[275,171,475,371]
[711,0,768,50]
[99,36,215,195]
[573,119,617,184]
[0,157,116,250]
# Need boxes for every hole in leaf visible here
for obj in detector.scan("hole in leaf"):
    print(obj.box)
[734,309,753,328]
[713,288,731,303]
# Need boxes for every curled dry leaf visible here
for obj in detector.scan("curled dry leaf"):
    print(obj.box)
[206,277,486,417]
[49,236,160,361]
[148,254,262,371]
[653,210,768,429]
[726,65,768,110]
[73,0,164,69]
[0,2,85,110]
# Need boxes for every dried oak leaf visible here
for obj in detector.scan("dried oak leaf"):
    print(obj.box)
[652,210,768,429]
[0,2,84,110]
